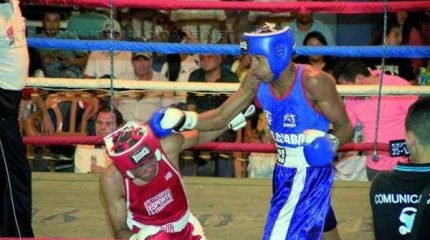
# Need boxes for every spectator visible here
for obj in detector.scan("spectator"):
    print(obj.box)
[366,23,416,83]
[169,10,227,43]
[288,12,336,46]
[230,54,251,82]
[394,11,423,74]
[74,107,123,173]
[83,20,133,79]
[186,54,239,177]
[245,110,276,179]
[334,59,418,180]
[36,11,87,78]
[294,31,336,74]
[117,52,170,122]
[370,97,430,240]
[159,29,200,109]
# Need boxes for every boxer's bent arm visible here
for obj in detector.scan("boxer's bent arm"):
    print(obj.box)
[306,70,353,145]
[100,166,132,238]
[197,74,258,131]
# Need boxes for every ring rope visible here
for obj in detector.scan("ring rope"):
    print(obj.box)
[22,136,389,153]
[372,0,389,161]
[26,78,430,96]
[26,0,430,14]
[26,39,430,58]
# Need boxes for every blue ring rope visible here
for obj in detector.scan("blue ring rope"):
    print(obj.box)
[28,38,430,58]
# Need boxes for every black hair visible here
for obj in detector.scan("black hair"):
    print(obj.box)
[96,106,124,127]
[370,23,400,45]
[332,58,371,83]
[405,97,430,145]
[303,31,328,46]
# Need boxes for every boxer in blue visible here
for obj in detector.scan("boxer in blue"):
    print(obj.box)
[151,23,353,239]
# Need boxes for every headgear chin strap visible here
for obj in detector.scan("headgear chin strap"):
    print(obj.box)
[104,121,161,178]
[240,26,295,80]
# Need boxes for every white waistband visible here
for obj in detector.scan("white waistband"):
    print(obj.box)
[276,145,310,168]
[132,208,191,234]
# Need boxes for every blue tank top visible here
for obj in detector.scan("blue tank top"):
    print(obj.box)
[256,65,330,148]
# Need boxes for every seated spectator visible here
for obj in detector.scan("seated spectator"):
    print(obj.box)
[117,52,170,122]
[185,54,239,177]
[160,29,200,109]
[230,54,251,82]
[288,12,336,46]
[74,107,124,173]
[245,110,276,179]
[36,11,87,78]
[83,20,133,79]
[333,59,418,181]
[365,23,416,83]
[370,97,430,240]
[294,31,336,74]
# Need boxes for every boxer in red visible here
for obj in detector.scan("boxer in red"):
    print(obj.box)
[100,105,254,240]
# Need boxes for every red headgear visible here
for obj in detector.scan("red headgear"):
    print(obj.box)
[104,121,161,178]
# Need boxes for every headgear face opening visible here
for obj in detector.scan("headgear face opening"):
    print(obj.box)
[104,121,161,178]
[240,26,295,80]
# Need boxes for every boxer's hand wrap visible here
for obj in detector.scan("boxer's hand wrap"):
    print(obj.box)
[228,104,256,131]
[303,129,339,167]
[149,107,198,138]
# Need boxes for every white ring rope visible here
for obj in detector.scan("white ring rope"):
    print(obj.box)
[28,77,430,96]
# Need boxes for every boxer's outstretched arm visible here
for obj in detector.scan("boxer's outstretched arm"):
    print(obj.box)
[161,126,230,167]
[197,73,259,131]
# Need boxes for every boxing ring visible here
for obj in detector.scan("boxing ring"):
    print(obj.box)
[21,0,430,239]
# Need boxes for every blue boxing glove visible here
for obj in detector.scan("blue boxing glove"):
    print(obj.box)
[303,129,339,167]
[149,107,198,138]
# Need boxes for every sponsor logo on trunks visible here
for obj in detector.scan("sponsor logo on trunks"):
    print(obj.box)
[283,113,296,128]
[144,188,174,215]
[272,131,305,145]
[160,223,175,233]
[130,144,151,164]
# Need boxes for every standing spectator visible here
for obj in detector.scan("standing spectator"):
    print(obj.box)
[117,52,169,122]
[394,11,423,74]
[366,24,416,82]
[0,0,34,237]
[36,11,87,78]
[74,107,123,173]
[334,59,418,180]
[186,54,239,177]
[83,20,133,79]
[288,12,336,46]
[294,31,336,74]
[370,97,430,240]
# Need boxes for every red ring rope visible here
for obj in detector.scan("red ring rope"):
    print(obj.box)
[25,0,430,14]
[23,136,389,153]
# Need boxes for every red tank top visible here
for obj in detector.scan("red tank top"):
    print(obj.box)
[124,151,188,231]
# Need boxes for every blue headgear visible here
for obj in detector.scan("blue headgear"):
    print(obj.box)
[240,26,295,80]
